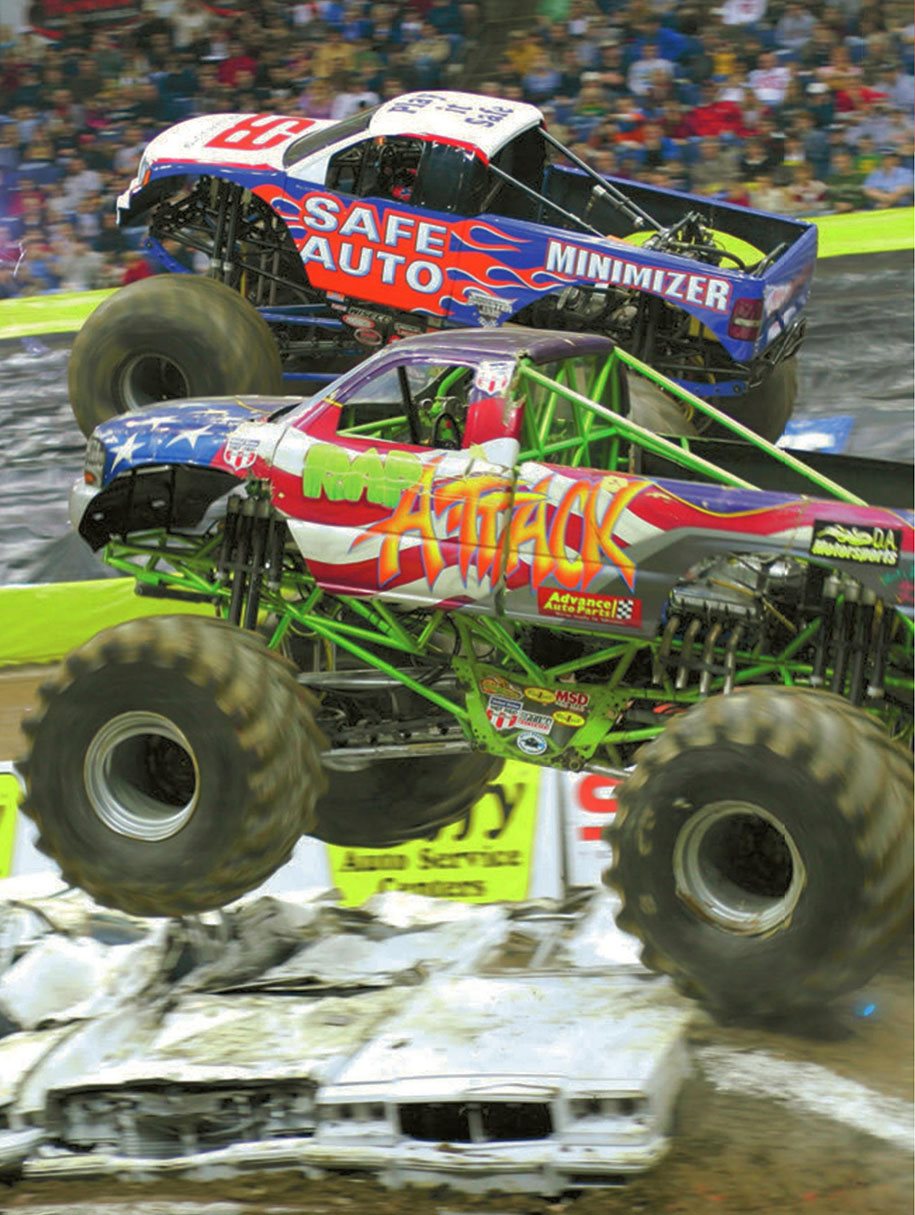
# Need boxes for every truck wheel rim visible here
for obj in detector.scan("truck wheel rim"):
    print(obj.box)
[84,712,199,841]
[672,800,805,935]
[118,353,190,411]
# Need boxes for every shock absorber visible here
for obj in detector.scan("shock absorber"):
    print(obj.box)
[847,587,877,705]
[810,572,840,687]
[829,577,857,695]
[242,499,273,631]
[866,601,895,702]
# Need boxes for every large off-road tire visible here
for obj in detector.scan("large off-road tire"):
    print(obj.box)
[68,275,284,437]
[313,754,505,848]
[605,686,913,1019]
[703,357,797,443]
[16,617,326,917]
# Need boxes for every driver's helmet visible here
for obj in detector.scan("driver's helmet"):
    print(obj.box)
[391,166,417,202]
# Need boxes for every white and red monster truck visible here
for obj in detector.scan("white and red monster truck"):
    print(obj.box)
[69,91,814,443]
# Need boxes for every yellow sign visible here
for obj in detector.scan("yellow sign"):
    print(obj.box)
[0,772,21,878]
[327,761,540,907]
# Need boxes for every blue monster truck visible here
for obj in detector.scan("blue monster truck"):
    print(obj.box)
[68,91,815,442]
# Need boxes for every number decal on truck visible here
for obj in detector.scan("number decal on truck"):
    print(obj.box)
[206,115,315,152]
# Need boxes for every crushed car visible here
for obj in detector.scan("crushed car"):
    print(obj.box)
[21,328,913,1021]
[68,90,815,442]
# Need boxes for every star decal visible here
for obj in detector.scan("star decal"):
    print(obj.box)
[165,424,213,451]
[110,431,142,470]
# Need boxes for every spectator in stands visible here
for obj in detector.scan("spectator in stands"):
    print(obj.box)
[794,110,831,178]
[685,80,747,139]
[594,40,626,97]
[824,146,868,211]
[93,208,131,260]
[775,4,816,55]
[505,29,540,78]
[626,42,674,99]
[800,21,839,72]
[689,135,740,197]
[330,70,380,120]
[784,161,828,214]
[171,0,213,54]
[853,132,882,175]
[805,80,836,128]
[739,135,780,182]
[297,76,335,118]
[522,49,562,104]
[749,170,788,212]
[404,21,451,89]
[720,0,768,27]
[313,27,355,80]
[216,38,259,89]
[863,147,915,207]
[748,50,792,108]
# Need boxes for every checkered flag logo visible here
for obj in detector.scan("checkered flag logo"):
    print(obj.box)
[615,598,634,620]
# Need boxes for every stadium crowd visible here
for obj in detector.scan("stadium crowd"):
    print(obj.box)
[0,0,912,296]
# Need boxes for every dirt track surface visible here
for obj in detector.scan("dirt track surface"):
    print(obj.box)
[0,665,51,760]
[2,665,913,1215]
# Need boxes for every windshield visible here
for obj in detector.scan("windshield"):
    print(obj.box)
[283,105,380,169]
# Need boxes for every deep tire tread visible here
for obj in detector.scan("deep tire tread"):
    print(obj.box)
[16,617,327,917]
[603,685,913,1017]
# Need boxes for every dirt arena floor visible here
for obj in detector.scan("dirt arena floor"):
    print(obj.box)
[2,667,912,1215]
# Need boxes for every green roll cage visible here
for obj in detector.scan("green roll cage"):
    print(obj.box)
[99,348,915,768]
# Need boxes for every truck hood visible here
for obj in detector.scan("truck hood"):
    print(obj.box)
[92,398,295,486]
[137,113,335,176]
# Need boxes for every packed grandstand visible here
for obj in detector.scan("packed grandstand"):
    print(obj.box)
[0,0,912,297]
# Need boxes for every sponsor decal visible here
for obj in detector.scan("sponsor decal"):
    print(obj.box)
[473,360,515,395]
[545,239,732,314]
[326,760,539,905]
[525,685,592,709]
[260,190,449,303]
[481,675,523,698]
[516,710,553,734]
[223,434,260,472]
[466,290,515,326]
[524,686,555,705]
[555,686,590,709]
[553,709,586,728]
[537,587,642,626]
[486,707,553,735]
[487,694,523,715]
[810,521,901,568]
[487,708,518,732]
[382,93,518,130]
[516,732,548,756]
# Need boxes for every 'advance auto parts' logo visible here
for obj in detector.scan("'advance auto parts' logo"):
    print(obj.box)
[810,521,901,567]
[537,588,642,626]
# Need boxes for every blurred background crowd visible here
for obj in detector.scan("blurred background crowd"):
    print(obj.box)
[0,0,912,297]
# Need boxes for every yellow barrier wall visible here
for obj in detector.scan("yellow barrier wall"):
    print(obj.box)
[0,579,211,666]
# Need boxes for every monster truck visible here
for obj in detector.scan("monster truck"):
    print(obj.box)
[68,90,815,443]
[21,329,912,1019]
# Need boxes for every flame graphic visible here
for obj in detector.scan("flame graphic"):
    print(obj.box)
[450,220,529,253]
[446,261,567,307]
